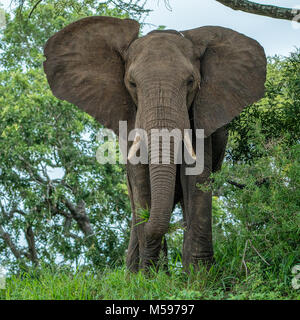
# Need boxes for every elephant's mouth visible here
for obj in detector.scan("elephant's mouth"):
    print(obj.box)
[127,129,196,164]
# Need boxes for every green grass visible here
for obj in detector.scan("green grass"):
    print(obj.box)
[1,228,299,300]
[1,261,299,300]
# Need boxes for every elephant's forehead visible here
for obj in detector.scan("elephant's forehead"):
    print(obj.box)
[128,33,195,61]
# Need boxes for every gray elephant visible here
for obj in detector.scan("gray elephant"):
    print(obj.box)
[43,16,266,272]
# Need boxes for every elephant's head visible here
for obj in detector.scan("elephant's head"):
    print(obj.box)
[44,16,266,261]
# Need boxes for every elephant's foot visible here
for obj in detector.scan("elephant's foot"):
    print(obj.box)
[140,233,169,272]
[183,254,215,273]
[140,240,161,271]
[126,241,139,273]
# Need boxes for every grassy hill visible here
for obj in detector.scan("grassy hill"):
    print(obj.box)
[1,263,299,300]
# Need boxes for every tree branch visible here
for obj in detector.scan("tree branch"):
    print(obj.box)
[61,198,103,266]
[18,155,47,185]
[0,201,26,221]
[0,225,22,260]
[240,239,249,276]
[62,198,94,237]
[63,216,81,240]
[227,178,269,189]
[28,0,43,19]
[216,0,300,22]
[25,226,39,265]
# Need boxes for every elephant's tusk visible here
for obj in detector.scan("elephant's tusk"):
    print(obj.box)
[128,133,141,161]
[184,131,197,161]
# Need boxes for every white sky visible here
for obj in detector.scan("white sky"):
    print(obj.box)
[142,0,300,56]
[1,0,299,56]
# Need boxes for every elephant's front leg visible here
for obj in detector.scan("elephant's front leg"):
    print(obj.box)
[126,206,139,273]
[180,137,214,271]
[126,163,150,272]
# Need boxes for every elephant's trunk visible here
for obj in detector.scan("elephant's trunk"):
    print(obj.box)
[136,91,190,268]
[138,125,177,268]
[142,161,176,267]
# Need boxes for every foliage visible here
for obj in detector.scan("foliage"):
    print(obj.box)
[0,0,147,70]
[228,50,300,162]
[203,51,300,297]
[135,205,150,225]
[0,0,147,272]
[0,67,132,271]
[1,262,299,300]
[210,134,299,280]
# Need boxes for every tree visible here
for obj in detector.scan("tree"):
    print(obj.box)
[0,0,147,272]
[0,67,132,271]
[0,0,148,70]
[228,50,300,163]
[15,0,300,24]
[12,0,149,19]
[205,51,300,284]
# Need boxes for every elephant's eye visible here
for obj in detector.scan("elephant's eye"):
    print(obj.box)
[129,80,136,88]
[187,76,194,87]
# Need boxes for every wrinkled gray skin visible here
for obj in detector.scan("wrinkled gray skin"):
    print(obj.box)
[43,17,267,272]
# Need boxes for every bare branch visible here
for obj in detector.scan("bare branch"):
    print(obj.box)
[0,201,26,221]
[18,155,47,185]
[62,198,94,237]
[0,225,22,260]
[249,239,270,266]
[226,178,269,189]
[25,226,39,265]
[28,0,43,18]
[63,216,81,240]
[216,0,300,22]
[240,239,249,277]
[227,179,247,190]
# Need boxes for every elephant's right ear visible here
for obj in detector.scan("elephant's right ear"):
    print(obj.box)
[43,16,140,135]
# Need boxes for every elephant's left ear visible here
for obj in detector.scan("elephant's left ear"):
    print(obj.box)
[182,26,267,137]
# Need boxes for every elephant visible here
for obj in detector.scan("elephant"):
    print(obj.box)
[43,16,267,272]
